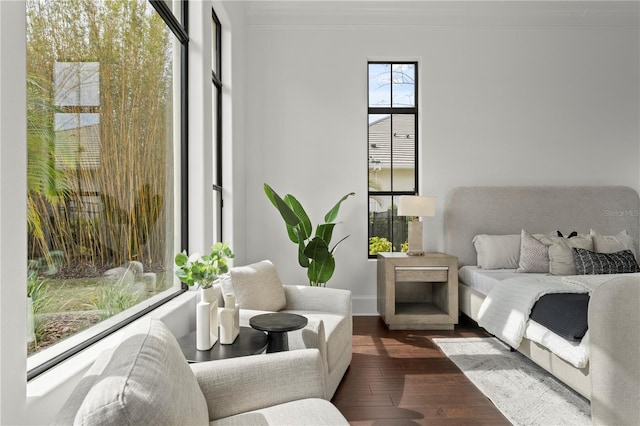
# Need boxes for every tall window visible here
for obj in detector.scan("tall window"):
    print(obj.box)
[368,62,418,257]
[211,8,223,241]
[26,0,187,378]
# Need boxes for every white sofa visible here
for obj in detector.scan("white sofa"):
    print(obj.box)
[53,318,349,425]
[216,260,353,399]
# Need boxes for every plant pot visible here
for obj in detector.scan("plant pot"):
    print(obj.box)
[196,287,218,350]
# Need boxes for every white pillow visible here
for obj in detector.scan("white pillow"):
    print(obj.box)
[539,234,593,275]
[472,234,521,269]
[590,229,637,259]
[516,230,549,273]
[229,260,287,311]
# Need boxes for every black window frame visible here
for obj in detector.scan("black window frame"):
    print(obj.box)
[367,61,419,259]
[212,7,223,240]
[27,0,190,381]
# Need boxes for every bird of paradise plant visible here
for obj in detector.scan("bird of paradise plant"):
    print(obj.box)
[264,183,354,286]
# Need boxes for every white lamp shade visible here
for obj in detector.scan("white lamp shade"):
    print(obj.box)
[397,195,436,217]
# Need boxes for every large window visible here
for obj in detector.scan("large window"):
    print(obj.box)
[368,62,418,257]
[26,0,187,378]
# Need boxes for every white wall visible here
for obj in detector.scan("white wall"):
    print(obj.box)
[0,1,28,423]
[241,1,640,314]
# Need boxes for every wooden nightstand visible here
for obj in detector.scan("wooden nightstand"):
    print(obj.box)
[377,252,458,330]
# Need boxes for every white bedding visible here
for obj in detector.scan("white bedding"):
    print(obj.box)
[460,269,632,369]
[524,274,639,368]
[477,274,585,349]
[525,320,590,369]
[561,274,635,293]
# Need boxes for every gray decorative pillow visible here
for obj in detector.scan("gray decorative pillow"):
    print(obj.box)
[229,260,287,311]
[472,234,521,269]
[516,230,549,273]
[590,229,637,259]
[573,248,640,275]
[539,234,593,275]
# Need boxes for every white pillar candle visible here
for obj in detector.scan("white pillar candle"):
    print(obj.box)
[196,300,213,350]
[220,293,239,344]
[220,308,234,344]
[224,293,236,308]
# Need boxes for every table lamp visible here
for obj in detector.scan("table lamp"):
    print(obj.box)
[397,195,436,256]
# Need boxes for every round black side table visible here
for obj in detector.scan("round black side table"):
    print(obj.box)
[177,326,268,363]
[249,312,308,353]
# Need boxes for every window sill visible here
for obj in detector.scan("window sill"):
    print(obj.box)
[25,290,197,423]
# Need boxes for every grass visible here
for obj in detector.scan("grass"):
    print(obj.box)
[28,271,172,354]
[43,272,170,313]
[43,277,104,312]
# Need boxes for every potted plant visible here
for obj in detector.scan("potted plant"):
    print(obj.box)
[174,242,234,350]
[174,242,234,290]
[264,183,354,287]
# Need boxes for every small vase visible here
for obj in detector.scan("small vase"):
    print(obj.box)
[196,287,218,350]
[220,293,240,344]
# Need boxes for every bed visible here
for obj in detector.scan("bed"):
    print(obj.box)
[443,186,640,425]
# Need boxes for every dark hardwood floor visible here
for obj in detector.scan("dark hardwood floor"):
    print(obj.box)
[331,316,511,426]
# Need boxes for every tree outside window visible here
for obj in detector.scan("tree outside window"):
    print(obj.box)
[26,0,182,369]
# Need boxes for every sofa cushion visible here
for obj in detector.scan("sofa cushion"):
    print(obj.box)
[54,318,209,425]
[229,260,287,312]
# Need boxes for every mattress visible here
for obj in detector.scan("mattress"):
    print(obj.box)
[458,266,547,295]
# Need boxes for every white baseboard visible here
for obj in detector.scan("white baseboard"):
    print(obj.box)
[352,295,378,316]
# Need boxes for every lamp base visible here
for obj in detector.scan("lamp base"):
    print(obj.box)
[406,221,424,256]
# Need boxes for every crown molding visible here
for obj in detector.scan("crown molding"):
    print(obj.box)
[241,1,639,29]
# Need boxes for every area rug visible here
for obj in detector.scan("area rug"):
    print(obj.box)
[433,337,590,426]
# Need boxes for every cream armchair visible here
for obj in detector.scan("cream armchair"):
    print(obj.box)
[53,318,348,425]
[216,260,353,399]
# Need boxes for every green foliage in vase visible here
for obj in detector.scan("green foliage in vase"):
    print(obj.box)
[264,183,354,287]
[174,242,235,288]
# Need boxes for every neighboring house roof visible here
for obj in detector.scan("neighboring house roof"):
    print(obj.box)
[368,114,415,170]
[55,122,101,170]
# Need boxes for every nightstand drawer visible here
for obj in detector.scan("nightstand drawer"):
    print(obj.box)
[395,266,448,283]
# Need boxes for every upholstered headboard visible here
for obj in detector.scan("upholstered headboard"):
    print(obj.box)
[444,186,640,267]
